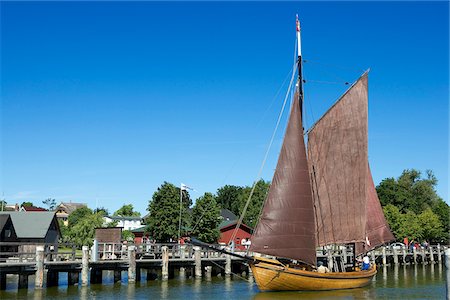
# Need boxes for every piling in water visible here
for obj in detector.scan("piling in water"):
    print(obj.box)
[161,246,169,280]
[225,254,231,277]
[81,246,89,286]
[194,246,202,278]
[128,245,136,283]
[35,246,45,289]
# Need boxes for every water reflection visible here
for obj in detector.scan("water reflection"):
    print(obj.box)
[127,282,135,299]
[33,288,44,300]
[161,280,169,299]
[393,265,399,287]
[79,286,88,300]
[0,264,446,299]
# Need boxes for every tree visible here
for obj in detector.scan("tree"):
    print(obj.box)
[94,207,109,216]
[235,180,270,228]
[122,230,135,242]
[418,208,445,243]
[191,193,221,243]
[113,204,141,217]
[21,201,34,207]
[431,199,450,241]
[146,182,191,242]
[68,207,93,226]
[71,213,104,248]
[377,169,442,214]
[42,198,56,210]
[216,185,243,214]
[58,219,71,244]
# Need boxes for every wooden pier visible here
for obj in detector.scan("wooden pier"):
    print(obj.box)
[0,242,447,290]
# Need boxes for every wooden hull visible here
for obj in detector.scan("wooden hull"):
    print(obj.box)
[250,257,377,291]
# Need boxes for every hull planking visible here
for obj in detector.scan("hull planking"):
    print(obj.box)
[250,257,377,291]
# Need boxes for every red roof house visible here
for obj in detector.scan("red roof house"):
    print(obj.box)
[218,220,253,251]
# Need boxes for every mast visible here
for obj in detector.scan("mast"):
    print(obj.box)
[296,14,304,113]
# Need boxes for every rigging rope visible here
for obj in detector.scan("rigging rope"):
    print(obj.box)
[228,54,297,246]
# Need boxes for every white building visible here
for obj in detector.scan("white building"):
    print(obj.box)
[103,216,142,231]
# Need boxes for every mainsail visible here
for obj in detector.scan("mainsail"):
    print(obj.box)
[307,73,369,247]
[356,166,395,255]
[249,91,317,266]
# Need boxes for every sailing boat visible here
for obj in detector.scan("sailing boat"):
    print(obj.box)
[246,16,395,291]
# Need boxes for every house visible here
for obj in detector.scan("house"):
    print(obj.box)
[0,211,61,254]
[220,208,237,221]
[94,227,123,259]
[103,216,142,231]
[218,220,253,251]
[19,205,47,212]
[0,214,18,260]
[55,202,87,225]
[131,226,151,244]
[0,203,19,211]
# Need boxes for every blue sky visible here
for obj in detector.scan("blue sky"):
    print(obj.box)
[1,2,448,214]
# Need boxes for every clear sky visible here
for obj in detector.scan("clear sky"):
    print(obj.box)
[1,1,448,214]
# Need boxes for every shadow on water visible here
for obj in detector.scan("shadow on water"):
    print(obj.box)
[0,264,447,299]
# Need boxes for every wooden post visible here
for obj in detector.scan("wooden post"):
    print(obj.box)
[128,245,136,283]
[402,247,407,264]
[327,248,333,271]
[178,245,186,276]
[46,270,58,287]
[149,269,159,280]
[18,274,28,289]
[445,249,450,269]
[205,266,212,280]
[35,246,45,289]
[382,247,387,266]
[0,272,6,290]
[161,246,169,280]
[225,254,231,277]
[136,268,141,282]
[438,244,442,263]
[430,246,435,263]
[194,246,202,278]
[90,268,102,284]
[393,247,399,265]
[68,271,79,285]
[81,245,89,286]
[371,251,376,265]
[114,270,122,282]
[422,248,426,264]
[413,247,417,264]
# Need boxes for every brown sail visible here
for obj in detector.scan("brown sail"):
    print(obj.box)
[356,166,395,255]
[249,92,316,266]
[307,73,369,247]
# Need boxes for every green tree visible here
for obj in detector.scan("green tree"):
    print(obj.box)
[191,193,221,243]
[42,198,57,210]
[58,219,71,244]
[216,185,243,214]
[146,182,191,242]
[431,199,450,241]
[94,207,109,216]
[235,180,270,228]
[383,204,422,241]
[68,207,93,226]
[122,230,135,242]
[418,208,445,243]
[377,169,442,214]
[71,213,104,248]
[113,204,141,217]
[21,201,34,207]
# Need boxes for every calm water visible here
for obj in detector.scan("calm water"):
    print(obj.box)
[1,264,447,299]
